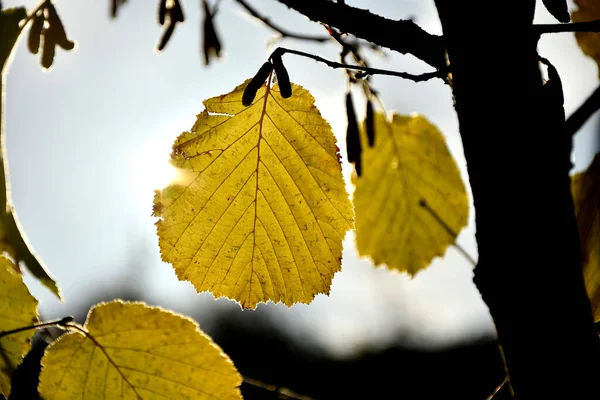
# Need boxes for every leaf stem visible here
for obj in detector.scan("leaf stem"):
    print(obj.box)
[65,322,144,399]
[234,0,330,42]
[418,199,477,267]
[532,19,600,35]
[270,47,443,82]
[0,316,73,339]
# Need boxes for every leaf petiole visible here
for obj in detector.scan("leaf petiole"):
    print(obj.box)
[419,199,477,267]
[0,316,73,339]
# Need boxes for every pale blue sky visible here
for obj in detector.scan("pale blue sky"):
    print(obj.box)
[4,0,599,356]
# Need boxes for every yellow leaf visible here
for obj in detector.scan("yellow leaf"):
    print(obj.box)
[153,78,354,308]
[0,7,61,299]
[0,256,39,397]
[572,0,600,76]
[353,112,468,275]
[571,153,600,321]
[39,301,242,400]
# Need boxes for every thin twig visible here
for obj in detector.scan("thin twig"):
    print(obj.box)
[533,19,600,35]
[566,85,600,137]
[243,376,316,399]
[270,47,443,82]
[0,317,72,338]
[486,376,509,400]
[419,199,477,267]
[18,0,48,27]
[235,0,330,42]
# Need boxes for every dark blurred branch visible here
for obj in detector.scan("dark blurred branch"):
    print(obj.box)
[243,376,315,400]
[486,377,509,400]
[327,25,365,65]
[274,0,446,69]
[533,19,600,35]
[270,47,443,82]
[235,0,330,42]
[566,85,600,137]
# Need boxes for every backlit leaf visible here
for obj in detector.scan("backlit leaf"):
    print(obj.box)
[571,152,600,321]
[353,112,468,275]
[39,301,242,399]
[572,0,600,76]
[153,78,353,308]
[0,7,61,298]
[0,256,39,397]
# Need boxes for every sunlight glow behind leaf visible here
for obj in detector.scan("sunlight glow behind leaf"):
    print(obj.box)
[129,134,180,202]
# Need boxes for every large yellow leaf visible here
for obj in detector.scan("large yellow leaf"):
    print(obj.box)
[0,256,39,397]
[39,301,242,399]
[153,79,354,308]
[571,153,600,321]
[572,0,600,75]
[353,112,468,275]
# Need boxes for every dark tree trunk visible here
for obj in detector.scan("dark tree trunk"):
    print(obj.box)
[274,0,600,397]
[435,1,600,398]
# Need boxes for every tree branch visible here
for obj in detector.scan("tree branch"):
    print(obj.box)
[270,47,443,82]
[566,85,600,137]
[234,0,331,42]
[533,19,600,35]
[273,0,446,69]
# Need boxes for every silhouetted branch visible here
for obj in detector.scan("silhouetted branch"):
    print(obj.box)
[486,377,509,400]
[533,19,600,35]
[274,0,446,69]
[0,317,73,338]
[19,0,47,26]
[243,376,315,400]
[270,47,443,82]
[235,0,330,42]
[566,85,600,137]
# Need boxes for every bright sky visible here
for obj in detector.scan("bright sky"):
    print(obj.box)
[4,0,599,357]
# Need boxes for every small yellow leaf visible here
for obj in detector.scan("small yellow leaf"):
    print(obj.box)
[154,78,354,308]
[353,112,468,275]
[572,0,600,76]
[0,256,39,397]
[39,301,242,400]
[571,153,600,321]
